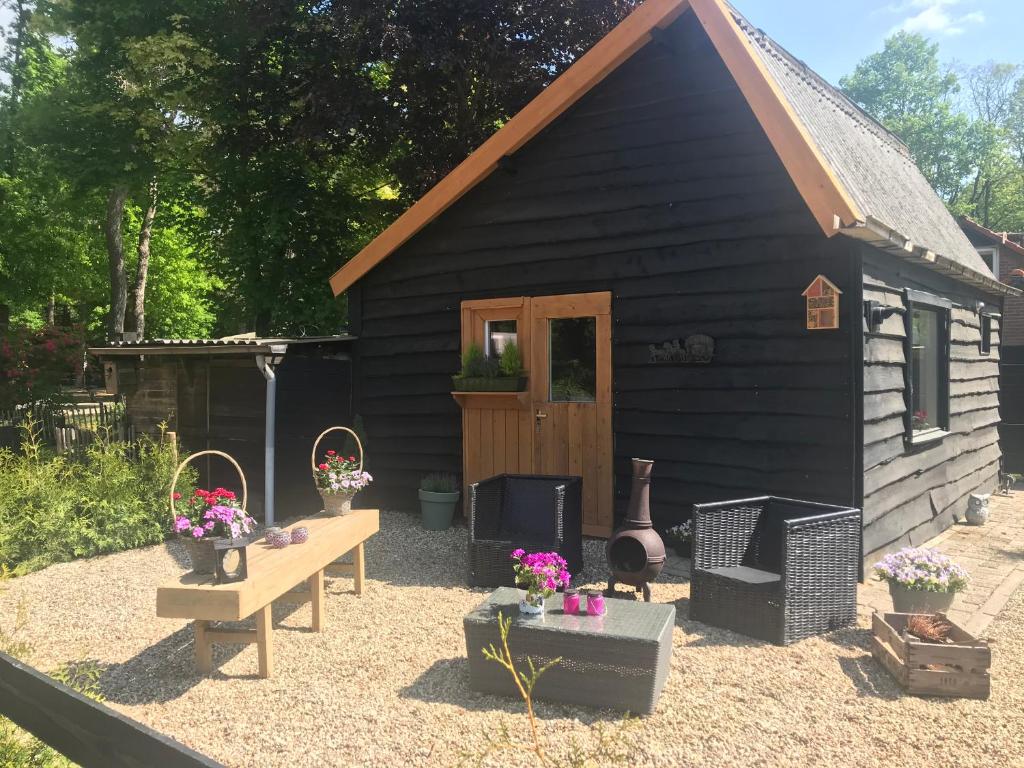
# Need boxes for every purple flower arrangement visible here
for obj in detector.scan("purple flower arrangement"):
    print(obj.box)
[872,547,969,593]
[314,450,373,495]
[173,487,255,541]
[511,549,571,605]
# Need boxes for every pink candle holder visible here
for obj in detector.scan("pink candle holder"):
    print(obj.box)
[586,590,606,616]
[562,588,580,614]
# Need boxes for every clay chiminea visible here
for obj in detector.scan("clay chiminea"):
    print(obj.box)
[606,458,665,601]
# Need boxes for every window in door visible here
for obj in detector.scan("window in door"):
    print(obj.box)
[485,319,518,358]
[906,294,950,443]
[549,317,596,402]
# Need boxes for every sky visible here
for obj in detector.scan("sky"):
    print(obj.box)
[0,0,1022,86]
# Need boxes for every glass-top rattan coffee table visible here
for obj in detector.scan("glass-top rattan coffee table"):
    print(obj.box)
[463,587,675,714]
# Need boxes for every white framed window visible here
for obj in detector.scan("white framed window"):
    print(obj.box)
[905,290,951,445]
[976,246,999,280]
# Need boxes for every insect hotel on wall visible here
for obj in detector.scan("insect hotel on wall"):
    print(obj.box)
[803,275,842,330]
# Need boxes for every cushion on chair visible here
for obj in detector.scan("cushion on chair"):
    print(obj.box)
[704,565,781,588]
[499,479,559,538]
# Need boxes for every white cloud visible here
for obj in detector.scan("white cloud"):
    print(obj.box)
[887,0,986,37]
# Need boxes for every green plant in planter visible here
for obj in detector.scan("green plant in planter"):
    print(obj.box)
[419,473,461,531]
[452,342,526,392]
[499,342,523,377]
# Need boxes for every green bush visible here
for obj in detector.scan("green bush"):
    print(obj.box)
[0,419,180,575]
[499,341,523,377]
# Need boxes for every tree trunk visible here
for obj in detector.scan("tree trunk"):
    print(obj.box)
[46,293,55,325]
[105,185,129,339]
[133,180,158,340]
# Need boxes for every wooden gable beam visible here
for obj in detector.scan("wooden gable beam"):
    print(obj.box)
[329,0,690,296]
[689,0,862,235]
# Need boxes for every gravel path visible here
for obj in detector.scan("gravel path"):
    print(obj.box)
[2,510,1023,768]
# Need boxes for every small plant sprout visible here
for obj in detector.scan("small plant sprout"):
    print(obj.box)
[480,611,562,763]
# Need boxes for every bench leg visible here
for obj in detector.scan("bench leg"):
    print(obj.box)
[310,569,324,632]
[255,605,274,678]
[353,542,365,596]
[194,620,212,673]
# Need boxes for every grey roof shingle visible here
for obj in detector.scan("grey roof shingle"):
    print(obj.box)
[729,5,996,283]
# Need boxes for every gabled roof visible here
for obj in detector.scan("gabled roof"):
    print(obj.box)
[960,216,1024,259]
[329,0,1015,297]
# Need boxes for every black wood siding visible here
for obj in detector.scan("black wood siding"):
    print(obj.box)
[861,246,1001,557]
[353,11,859,522]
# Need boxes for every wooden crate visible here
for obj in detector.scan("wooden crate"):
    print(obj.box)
[871,612,991,699]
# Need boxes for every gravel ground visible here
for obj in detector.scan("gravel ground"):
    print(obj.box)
[2,510,1023,768]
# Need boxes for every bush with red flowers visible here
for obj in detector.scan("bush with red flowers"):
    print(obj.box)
[0,325,84,409]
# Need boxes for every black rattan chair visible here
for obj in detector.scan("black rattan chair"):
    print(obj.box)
[689,496,861,645]
[468,474,583,587]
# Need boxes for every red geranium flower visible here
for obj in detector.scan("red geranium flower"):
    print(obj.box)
[172,492,182,500]
[326,450,336,456]
[319,463,329,470]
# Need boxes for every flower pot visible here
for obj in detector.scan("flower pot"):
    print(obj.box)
[419,488,460,531]
[888,582,956,614]
[321,492,354,516]
[182,536,218,575]
[519,593,545,616]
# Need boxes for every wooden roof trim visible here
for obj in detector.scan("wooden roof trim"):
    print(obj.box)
[688,0,862,235]
[960,216,1024,259]
[329,0,690,296]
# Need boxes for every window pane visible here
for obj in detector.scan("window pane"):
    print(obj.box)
[486,320,517,357]
[550,317,596,402]
[911,308,941,433]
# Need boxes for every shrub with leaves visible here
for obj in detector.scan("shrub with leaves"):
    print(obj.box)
[499,342,523,377]
[0,417,180,575]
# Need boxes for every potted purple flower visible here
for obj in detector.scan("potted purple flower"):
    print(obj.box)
[873,547,970,613]
[173,487,256,575]
[314,450,373,516]
[511,549,571,616]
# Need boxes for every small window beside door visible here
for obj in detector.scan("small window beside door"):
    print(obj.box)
[905,291,951,445]
[549,317,596,402]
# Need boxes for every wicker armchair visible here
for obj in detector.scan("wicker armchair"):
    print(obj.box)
[689,496,861,645]
[467,474,583,587]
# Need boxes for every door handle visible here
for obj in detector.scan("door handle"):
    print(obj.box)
[535,411,548,420]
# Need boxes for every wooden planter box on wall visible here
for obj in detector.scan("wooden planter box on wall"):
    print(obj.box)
[451,376,528,392]
[871,612,991,699]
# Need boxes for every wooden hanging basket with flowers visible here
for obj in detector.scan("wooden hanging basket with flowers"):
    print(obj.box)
[170,450,255,575]
[311,426,371,516]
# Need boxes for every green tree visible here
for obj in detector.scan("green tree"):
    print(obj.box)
[840,31,974,203]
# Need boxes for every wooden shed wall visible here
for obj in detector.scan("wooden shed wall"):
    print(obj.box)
[352,11,859,522]
[115,352,352,522]
[861,247,1001,557]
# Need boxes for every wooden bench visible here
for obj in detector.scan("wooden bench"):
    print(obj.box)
[157,509,379,678]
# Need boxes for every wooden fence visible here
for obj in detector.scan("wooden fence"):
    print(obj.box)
[0,652,222,767]
[0,400,131,454]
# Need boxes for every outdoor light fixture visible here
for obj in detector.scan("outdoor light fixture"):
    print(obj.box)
[864,300,901,334]
[215,539,248,584]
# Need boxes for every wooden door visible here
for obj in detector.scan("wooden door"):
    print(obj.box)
[531,292,613,536]
[456,292,613,537]
[457,298,535,499]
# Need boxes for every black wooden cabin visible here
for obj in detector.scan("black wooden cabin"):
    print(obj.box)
[328,0,1016,561]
